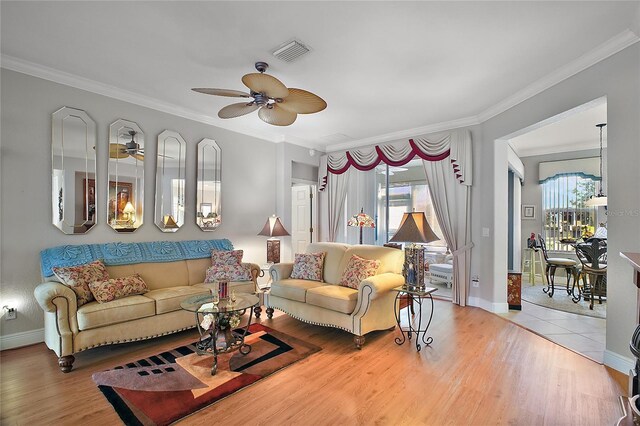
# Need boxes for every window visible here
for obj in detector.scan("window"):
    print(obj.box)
[542,175,597,251]
[375,161,444,246]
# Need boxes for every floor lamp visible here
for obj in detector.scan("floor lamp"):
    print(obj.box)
[389,211,440,290]
[347,208,375,244]
[258,215,290,264]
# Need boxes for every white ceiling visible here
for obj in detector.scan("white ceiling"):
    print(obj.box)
[1,2,638,152]
[509,100,608,157]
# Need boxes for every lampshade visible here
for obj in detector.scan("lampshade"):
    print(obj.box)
[258,215,290,237]
[585,194,607,207]
[123,202,136,214]
[389,211,439,244]
[347,208,375,228]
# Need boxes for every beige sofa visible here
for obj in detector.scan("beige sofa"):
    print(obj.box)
[266,242,405,348]
[35,241,259,373]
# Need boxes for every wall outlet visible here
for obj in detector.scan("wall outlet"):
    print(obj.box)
[5,307,17,320]
[471,275,480,288]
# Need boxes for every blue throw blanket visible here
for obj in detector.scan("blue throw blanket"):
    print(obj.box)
[40,239,234,277]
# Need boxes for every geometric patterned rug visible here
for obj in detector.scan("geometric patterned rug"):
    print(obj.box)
[93,324,320,425]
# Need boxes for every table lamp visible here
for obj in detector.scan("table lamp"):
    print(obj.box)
[389,211,440,289]
[258,214,290,264]
[347,208,375,244]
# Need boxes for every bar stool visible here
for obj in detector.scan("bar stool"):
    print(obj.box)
[537,234,578,298]
[521,247,547,285]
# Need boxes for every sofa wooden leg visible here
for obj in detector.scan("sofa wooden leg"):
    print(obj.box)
[254,306,262,319]
[353,335,365,349]
[266,307,274,319]
[59,355,75,373]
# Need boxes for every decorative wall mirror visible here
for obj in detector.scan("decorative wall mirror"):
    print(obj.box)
[108,119,144,232]
[51,106,97,234]
[196,138,221,231]
[155,130,186,232]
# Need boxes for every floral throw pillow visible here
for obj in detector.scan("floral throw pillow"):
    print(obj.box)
[210,249,244,266]
[205,264,252,282]
[52,260,110,306]
[339,255,381,289]
[290,252,326,282]
[88,274,149,303]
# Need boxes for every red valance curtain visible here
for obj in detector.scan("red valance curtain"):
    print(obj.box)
[322,129,472,186]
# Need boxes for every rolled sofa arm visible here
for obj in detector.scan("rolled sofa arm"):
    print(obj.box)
[360,273,406,299]
[244,262,261,283]
[269,263,294,282]
[34,281,79,335]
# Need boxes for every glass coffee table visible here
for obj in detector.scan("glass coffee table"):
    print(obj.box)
[180,293,259,375]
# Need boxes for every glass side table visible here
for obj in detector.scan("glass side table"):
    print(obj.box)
[180,293,259,375]
[392,286,437,352]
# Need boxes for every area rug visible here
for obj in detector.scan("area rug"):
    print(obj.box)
[521,284,606,319]
[93,324,320,426]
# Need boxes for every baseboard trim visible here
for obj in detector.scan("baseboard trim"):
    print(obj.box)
[467,296,509,314]
[0,328,44,351]
[604,349,635,375]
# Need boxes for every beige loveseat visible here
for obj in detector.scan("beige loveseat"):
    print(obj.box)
[266,242,405,348]
[34,240,259,372]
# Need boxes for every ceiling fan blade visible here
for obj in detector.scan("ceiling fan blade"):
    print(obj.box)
[109,144,130,159]
[242,73,289,99]
[192,88,251,98]
[218,102,259,119]
[132,153,145,162]
[279,88,327,114]
[258,105,297,126]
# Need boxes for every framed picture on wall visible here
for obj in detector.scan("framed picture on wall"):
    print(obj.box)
[522,205,536,220]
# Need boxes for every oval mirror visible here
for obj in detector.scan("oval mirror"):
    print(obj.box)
[52,106,97,234]
[155,130,186,232]
[108,119,144,232]
[196,138,221,231]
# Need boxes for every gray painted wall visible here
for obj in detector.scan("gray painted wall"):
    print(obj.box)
[477,43,640,362]
[0,69,278,337]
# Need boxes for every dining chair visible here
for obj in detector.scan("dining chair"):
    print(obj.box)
[574,239,607,310]
[537,234,579,298]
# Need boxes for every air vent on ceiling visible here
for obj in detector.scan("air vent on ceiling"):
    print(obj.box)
[272,40,310,62]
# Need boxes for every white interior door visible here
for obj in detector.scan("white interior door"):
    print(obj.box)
[291,185,314,253]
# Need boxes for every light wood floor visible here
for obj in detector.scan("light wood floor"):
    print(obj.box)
[0,300,628,425]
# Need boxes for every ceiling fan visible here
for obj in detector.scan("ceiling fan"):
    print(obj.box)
[192,61,327,126]
[109,130,144,161]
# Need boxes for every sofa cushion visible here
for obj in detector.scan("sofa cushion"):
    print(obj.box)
[305,242,349,285]
[205,264,252,282]
[131,261,189,290]
[211,249,244,266]
[290,252,326,282]
[306,285,358,314]
[339,255,381,289]
[77,295,155,331]
[270,279,325,302]
[89,274,149,303]
[338,246,403,278]
[144,286,210,314]
[52,260,110,306]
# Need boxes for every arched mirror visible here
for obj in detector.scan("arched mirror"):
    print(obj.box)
[52,107,97,234]
[108,119,144,232]
[155,130,186,232]
[196,138,221,231]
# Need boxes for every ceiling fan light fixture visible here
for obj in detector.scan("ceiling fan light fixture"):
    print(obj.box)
[272,40,310,62]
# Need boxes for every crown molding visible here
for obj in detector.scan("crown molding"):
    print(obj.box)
[477,29,640,123]
[3,28,638,153]
[324,115,480,153]
[0,54,283,144]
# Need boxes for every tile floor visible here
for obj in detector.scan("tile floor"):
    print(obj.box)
[498,300,606,363]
